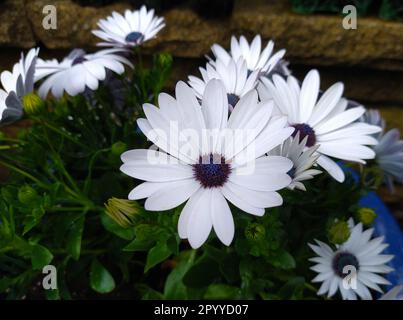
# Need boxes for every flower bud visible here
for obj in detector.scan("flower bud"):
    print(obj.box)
[22,93,44,116]
[328,220,350,245]
[18,185,38,204]
[111,141,127,157]
[245,223,266,241]
[104,197,141,228]
[356,207,377,226]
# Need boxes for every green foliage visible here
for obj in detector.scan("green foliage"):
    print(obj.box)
[0,49,366,300]
[379,0,403,21]
[290,0,373,16]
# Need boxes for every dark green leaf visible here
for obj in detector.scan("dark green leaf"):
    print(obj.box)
[144,241,172,273]
[66,215,85,260]
[31,244,53,270]
[90,259,115,294]
[204,284,240,299]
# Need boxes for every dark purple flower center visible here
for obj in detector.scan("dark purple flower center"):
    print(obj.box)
[332,251,360,278]
[193,154,231,188]
[125,31,144,44]
[292,123,316,147]
[287,167,296,178]
[72,56,87,65]
[227,93,240,111]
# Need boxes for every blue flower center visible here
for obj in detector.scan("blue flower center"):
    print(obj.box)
[193,154,231,188]
[72,56,87,65]
[287,167,296,178]
[125,31,144,44]
[332,251,360,278]
[292,123,316,147]
[227,93,240,110]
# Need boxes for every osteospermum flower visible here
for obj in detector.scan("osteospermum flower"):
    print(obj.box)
[120,79,294,248]
[269,132,321,191]
[309,221,394,300]
[35,48,132,98]
[210,35,286,77]
[0,48,39,124]
[362,109,403,192]
[188,57,260,111]
[92,6,165,48]
[258,70,382,182]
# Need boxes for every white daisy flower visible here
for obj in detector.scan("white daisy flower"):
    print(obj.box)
[92,6,165,48]
[258,69,382,182]
[120,79,294,249]
[0,48,39,124]
[188,57,260,111]
[269,132,321,191]
[309,221,394,300]
[362,109,403,192]
[210,35,286,77]
[35,48,132,99]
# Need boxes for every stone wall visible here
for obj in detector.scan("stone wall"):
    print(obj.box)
[1,0,403,114]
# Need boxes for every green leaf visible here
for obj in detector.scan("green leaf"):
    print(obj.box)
[204,284,240,299]
[23,207,45,235]
[144,241,172,273]
[31,244,53,270]
[183,254,220,288]
[164,250,196,299]
[123,238,154,252]
[90,259,116,294]
[66,215,85,260]
[270,251,296,270]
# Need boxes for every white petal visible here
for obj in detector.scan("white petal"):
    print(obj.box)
[211,189,234,246]
[144,179,200,211]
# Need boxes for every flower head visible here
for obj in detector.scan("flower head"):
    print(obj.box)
[188,57,260,111]
[309,221,394,300]
[259,70,382,182]
[92,6,165,48]
[120,79,294,248]
[0,48,39,124]
[35,48,132,98]
[210,35,286,77]
[362,109,403,192]
[269,132,321,191]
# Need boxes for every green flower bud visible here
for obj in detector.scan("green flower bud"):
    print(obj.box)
[156,52,173,69]
[18,185,38,204]
[328,220,350,245]
[111,141,127,157]
[104,197,141,228]
[356,207,377,226]
[245,223,266,241]
[22,93,44,116]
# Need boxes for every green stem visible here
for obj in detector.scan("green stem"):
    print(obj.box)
[304,283,318,293]
[0,159,49,190]
[83,148,110,195]
[0,145,19,150]
[135,48,148,102]
[37,118,89,150]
